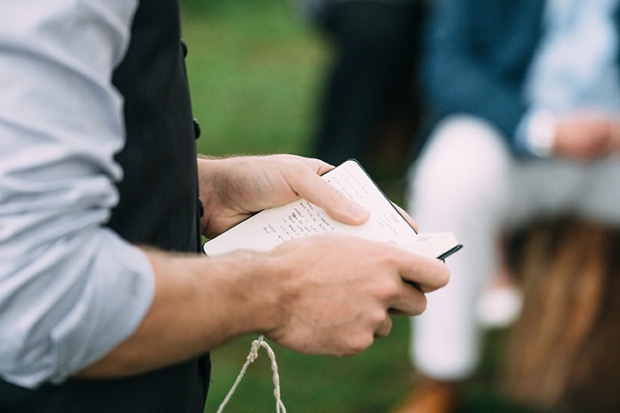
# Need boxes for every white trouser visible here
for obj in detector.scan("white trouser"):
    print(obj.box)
[407,115,620,380]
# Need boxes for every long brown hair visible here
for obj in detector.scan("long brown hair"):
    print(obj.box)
[503,217,620,412]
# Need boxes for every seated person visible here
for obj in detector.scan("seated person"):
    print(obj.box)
[397,0,620,411]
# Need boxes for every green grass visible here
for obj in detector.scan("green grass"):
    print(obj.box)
[179,1,530,412]
[182,0,329,157]
[205,318,416,413]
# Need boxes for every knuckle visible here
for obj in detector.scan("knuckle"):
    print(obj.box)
[375,278,401,301]
[284,160,306,182]
[289,158,306,173]
[377,318,393,338]
[376,248,399,268]
[369,307,389,325]
[349,333,374,354]
[438,266,451,288]
[339,331,374,356]
[414,294,428,314]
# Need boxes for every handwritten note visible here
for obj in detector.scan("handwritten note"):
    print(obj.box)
[203,160,460,259]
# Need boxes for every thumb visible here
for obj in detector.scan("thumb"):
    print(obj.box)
[289,167,369,225]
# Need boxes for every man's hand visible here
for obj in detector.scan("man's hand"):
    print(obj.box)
[258,234,449,356]
[79,233,448,377]
[197,155,371,238]
[553,114,620,161]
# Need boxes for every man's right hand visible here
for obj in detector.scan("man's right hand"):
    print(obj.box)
[258,233,450,356]
[78,233,449,378]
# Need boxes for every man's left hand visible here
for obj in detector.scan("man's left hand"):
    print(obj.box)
[196,155,371,238]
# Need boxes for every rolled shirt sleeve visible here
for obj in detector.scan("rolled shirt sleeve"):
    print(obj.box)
[0,0,155,388]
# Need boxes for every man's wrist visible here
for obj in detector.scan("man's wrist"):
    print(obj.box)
[210,249,286,337]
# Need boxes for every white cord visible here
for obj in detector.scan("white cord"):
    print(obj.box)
[216,335,287,413]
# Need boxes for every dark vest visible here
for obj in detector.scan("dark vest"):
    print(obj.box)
[0,0,210,411]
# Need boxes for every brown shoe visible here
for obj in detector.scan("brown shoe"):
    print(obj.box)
[390,378,461,413]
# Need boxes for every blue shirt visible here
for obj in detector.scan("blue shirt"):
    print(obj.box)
[518,0,620,153]
[0,0,155,388]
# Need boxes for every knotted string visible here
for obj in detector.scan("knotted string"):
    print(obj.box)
[216,335,287,413]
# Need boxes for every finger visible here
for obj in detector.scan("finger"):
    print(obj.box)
[388,307,408,316]
[391,203,418,231]
[374,316,393,338]
[398,252,451,293]
[301,156,336,175]
[287,162,370,225]
[286,155,340,178]
[388,286,428,316]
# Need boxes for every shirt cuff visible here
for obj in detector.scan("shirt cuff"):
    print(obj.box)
[515,108,556,158]
[50,230,155,385]
[1,228,155,388]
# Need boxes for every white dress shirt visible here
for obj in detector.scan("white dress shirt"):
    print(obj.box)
[0,0,156,388]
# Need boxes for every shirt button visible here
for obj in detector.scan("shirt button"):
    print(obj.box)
[193,119,201,140]
[180,40,188,58]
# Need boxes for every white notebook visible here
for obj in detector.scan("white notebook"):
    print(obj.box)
[203,159,461,260]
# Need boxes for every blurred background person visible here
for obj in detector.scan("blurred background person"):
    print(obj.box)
[297,0,429,176]
[395,0,620,412]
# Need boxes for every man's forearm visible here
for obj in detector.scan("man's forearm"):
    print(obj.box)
[77,248,277,378]
[78,232,450,377]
